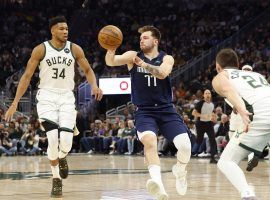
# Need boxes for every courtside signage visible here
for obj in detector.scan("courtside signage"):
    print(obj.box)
[99,77,131,95]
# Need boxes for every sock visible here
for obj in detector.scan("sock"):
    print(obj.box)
[148,165,162,182]
[51,164,61,179]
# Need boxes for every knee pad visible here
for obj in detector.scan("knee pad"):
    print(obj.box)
[41,121,58,132]
[173,133,191,152]
[59,130,73,154]
[46,129,59,160]
[173,133,191,163]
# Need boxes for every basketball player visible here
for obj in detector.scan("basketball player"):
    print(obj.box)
[4,16,103,198]
[227,64,259,172]
[105,25,191,200]
[212,48,270,200]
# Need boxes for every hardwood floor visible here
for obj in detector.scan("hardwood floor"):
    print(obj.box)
[0,155,269,200]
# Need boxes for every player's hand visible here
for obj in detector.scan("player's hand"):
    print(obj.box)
[107,49,117,55]
[238,109,253,132]
[133,56,146,68]
[92,87,103,101]
[4,102,18,122]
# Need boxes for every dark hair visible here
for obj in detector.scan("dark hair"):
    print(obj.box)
[138,25,161,42]
[216,48,239,69]
[49,16,67,30]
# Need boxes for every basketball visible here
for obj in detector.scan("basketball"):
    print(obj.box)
[98,25,123,50]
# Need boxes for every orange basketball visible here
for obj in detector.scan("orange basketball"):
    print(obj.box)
[98,25,123,50]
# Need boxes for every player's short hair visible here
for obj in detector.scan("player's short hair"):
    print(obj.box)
[138,25,161,42]
[216,48,239,69]
[49,16,67,30]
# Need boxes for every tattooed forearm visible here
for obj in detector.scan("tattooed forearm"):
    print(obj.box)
[144,64,163,78]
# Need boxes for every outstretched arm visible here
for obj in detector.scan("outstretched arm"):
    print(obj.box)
[72,43,103,101]
[134,55,174,79]
[5,44,43,121]
[105,49,137,68]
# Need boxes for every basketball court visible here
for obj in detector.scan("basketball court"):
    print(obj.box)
[0,155,269,200]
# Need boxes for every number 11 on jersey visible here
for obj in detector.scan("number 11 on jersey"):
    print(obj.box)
[145,75,157,87]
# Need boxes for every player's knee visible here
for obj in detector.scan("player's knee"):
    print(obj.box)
[173,133,191,152]
[140,132,157,150]
[46,129,59,160]
[59,130,73,153]
[41,121,58,132]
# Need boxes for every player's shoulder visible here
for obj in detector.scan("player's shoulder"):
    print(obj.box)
[32,43,46,60]
[69,42,81,51]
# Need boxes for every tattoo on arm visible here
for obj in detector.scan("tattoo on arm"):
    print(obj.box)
[144,64,162,77]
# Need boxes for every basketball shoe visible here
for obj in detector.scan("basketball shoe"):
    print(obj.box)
[146,179,168,200]
[51,178,62,198]
[172,164,187,195]
[59,157,69,179]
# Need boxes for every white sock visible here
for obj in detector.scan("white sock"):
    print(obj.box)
[148,165,162,182]
[51,164,61,179]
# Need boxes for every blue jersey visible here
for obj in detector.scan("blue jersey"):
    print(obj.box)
[129,51,173,106]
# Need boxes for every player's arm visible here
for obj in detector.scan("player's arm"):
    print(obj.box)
[134,55,174,79]
[5,44,43,121]
[105,49,137,67]
[212,72,252,128]
[72,43,102,101]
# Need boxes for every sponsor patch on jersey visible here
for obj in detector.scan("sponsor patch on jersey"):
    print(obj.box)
[64,48,70,53]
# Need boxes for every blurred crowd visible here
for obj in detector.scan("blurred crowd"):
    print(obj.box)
[0,0,268,90]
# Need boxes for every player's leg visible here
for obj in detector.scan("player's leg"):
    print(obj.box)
[217,141,256,199]
[139,132,168,200]
[136,109,168,200]
[58,91,76,179]
[160,111,191,196]
[36,89,62,197]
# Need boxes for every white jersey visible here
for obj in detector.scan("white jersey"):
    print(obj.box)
[38,41,75,91]
[225,68,270,105]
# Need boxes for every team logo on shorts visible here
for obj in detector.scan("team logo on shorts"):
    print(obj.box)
[64,48,70,53]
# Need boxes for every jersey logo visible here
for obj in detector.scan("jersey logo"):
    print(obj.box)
[64,48,70,53]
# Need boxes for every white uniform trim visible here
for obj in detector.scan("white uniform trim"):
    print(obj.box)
[137,130,156,140]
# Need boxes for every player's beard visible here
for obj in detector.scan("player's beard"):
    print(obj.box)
[56,35,67,43]
[141,43,154,53]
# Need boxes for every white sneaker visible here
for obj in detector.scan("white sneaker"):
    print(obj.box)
[198,152,210,157]
[87,150,93,154]
[172,164,187,195]
[146,179,168,200]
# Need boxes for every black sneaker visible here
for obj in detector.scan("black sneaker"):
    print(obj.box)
[59,157,69,179]
[51,178,62,198]
[246,155,259,172]
[210,158,218,164]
